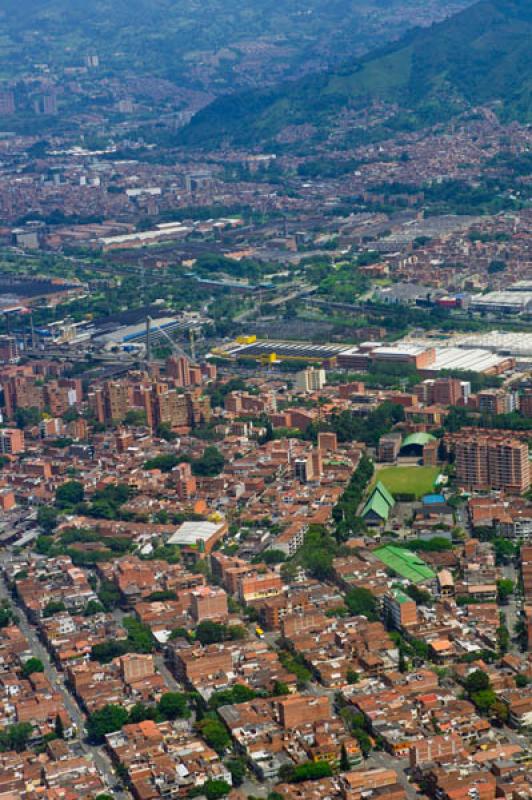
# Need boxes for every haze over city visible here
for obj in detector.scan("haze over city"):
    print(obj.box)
[0,2,531,800]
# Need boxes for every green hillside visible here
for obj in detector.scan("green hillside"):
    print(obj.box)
[179,0,532,146]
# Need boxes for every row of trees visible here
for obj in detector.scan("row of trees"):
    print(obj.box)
[333,453,374,541]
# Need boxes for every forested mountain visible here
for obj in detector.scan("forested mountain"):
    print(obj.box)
[179,0,532,146]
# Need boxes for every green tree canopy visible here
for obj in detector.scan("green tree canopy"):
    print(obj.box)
[87,704,129,743]
[158,692,190,720]
[22,658,45,678]
[465,669,490,695]
[55,480,84,509]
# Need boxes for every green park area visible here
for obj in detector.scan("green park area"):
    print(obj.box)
[376,466,440,500]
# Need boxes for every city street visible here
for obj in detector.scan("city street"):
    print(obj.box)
[0,562,130,799]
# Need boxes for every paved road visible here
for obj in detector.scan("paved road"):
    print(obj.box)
[500,561,520,648]
[0,566,130,799]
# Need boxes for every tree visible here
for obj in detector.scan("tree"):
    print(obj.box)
[209,684,257,710]
[37,505,59,534]
[55,480,84,509]
[497,617,510,655]
[124,409,147,426]
[0,600,15,629]
[97,578,121,610]
[192,446,225,477]
[201,780,232,800]
[497,579,514,604]
[398,646,407,674]
[515,674,529,688]
[83,600,105,616]
[281,562,298,583]
[405,584,433,606]
[158,692,190,720]
[345,588,378,621]
[144,454,181,472]
[87,704,129,743]
[491,699,509,725]
[22,658,44,678]
[226,757,246,787]
[156,423,177,442]
[54,714,64,739]
[43,600,66,617]
[0,722,34,752]
[15,406,41,429]
[195,620,227,645]
[493,538,517,565]
[340,743,350,771]
[147,589,177,602]
[123,617,155,653]
[258,549,286,565]
[346,669,359,685]
[197,718,231,754]
[464,669,490,695]
[128,703,159,724]
[353,728,372,758]
[290,761,333,782]
[90,640,129,663]
[471,689,496,714]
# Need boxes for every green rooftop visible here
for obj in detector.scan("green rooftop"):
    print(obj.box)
[361,481,395,522]
[374,545,436,584]
[392,588,412,604]
[401,432,436,450]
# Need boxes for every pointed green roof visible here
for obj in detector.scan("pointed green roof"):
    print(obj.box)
[361,481,395,521]
[374,480,395,507]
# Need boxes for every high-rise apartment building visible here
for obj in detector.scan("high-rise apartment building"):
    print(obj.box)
[0,90,15,115]
[89,381,129,424]
[167,356,191,388]
[0,335,18,364]
[454,433,530,494]
[477,389,517,416]
[0,428,25,455]
[521,390,532,418]
[294,455,314,484]
[295,366,326,392]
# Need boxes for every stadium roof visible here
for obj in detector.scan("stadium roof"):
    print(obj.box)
[374,545,436,584]
[401,432,437,449]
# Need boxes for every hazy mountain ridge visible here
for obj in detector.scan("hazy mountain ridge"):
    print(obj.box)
[0,0,472,93]
[179,0,532,147]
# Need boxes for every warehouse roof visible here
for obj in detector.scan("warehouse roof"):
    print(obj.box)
[374,545,436,584]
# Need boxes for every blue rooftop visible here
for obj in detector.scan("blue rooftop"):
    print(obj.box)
[422,493,446,505]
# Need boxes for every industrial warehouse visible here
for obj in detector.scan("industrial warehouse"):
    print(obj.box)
[221,336,515,375]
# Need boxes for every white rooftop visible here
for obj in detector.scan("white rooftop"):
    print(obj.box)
[168,520,224,546]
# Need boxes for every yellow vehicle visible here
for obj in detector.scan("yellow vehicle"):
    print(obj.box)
[255,626,264,639]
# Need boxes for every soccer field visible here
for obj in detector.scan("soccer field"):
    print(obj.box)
[377,466,440,499]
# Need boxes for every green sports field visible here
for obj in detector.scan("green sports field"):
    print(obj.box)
[376,466,440,500]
